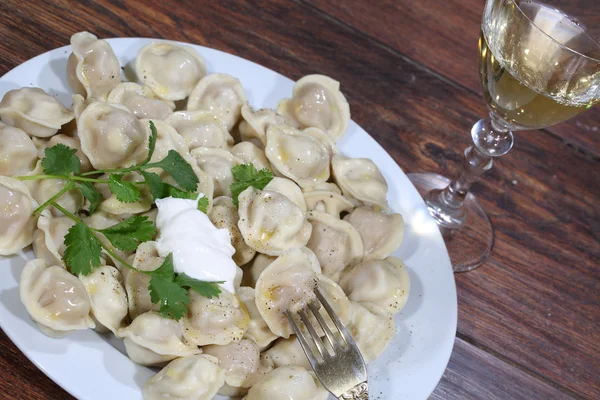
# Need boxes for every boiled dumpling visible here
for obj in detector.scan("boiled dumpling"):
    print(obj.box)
[263,177,307,213]
[136,42,206,101]
[339,257,410,314]
[306,210,363,282]
[143,354,224,400]
[317,274,352,326]
[254,247,321,338]
[166,110,233,150]
[188,159,215,211]
[32,209,74,267]
[20,259,95,335]
[347,301,395,363]
[182,289,249,346]
[67,31,121,100]
[0,176,37,255]
[144,119,190,162]
[277,74,350,143]
[125,241,163,319]
[107,82,175,120]
[79,265,128,334]
[238,287,278,350]
[263,336,311,370]
[0,122,38,176]
[238,105,299,148]
[265,125,332,189]
[245,366,329,400]
[187,73,247,131]
[241,253,276,288]
[332,154,389,210]
[118,311,200,366]
[237,187,312,256]
[191,147,242,197]
[303,187,354,217]
[24,160,83,217]
[0,87,74,137]
[209,196,256,266]
[77,102,148,170]
[203,339,273,396]
[344,206,404,260]
[230,141,271,171]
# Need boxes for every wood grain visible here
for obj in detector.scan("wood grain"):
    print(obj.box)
[306,0,600,158]
[0,0,598,399]
[430,337,574,400]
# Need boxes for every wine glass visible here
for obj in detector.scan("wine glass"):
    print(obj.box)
[409,0,600,272]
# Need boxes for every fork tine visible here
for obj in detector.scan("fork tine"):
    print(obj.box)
[315,287,352,345]
[308,301,341,353]
[299,308,331,359]
[285,310,319,369]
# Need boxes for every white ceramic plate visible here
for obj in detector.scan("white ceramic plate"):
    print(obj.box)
[0,38,456,400]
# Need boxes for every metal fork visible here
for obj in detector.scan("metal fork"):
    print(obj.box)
[285,287,369,400]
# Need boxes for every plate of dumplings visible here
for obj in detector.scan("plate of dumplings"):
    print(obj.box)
[0,32,457,400]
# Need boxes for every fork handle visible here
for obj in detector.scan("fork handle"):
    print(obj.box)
[339,382,369,399]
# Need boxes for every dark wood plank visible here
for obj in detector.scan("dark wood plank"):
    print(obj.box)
[430,338,574,400]
[0,329,73,399]
[0,0,598,399]
[306,0,600,158]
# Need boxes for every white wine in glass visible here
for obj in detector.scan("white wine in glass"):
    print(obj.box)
[409,0,600,272]
[479,1,599,130]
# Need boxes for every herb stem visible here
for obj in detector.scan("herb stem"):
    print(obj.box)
[70,176,110,184]
[98,242,143,274]
[16,174,60,181]
[16,174,109,184]
[33,183,73,215]
[51,202,81,224]
[80,166,140,177]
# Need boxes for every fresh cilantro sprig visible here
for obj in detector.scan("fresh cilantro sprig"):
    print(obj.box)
[149,254,224,319]
[53,202,222,320]
[98,216,156,252]
[16,121,199,215]
[148,254,190,320]
[230,163,274,207]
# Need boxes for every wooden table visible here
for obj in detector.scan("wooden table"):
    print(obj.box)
[0,1,598,399]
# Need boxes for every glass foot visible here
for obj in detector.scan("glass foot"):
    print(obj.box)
[407,172,494,272]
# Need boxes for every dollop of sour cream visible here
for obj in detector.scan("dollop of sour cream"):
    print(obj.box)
[155,196,237,293]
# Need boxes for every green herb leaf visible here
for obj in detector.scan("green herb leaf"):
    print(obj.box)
[230,163,274,207]
[197,196,209,214]
[145,150,199,192]
[63,222,102,275]
[175,273,223,299]
[108,174,141,203]
[99,216,156,252]
[161,186,209,213]
[41,144,81,176]
[148,254,190,320]
[164,184,195,199]
[141,171,165,200]
[140,120,158,166]
[77,181,102,215]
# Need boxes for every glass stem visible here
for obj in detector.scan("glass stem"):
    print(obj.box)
[424,118,514,230]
